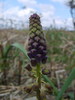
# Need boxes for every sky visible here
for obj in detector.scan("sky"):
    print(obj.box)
[0,0,74,29]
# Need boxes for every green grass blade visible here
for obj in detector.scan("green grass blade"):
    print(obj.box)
[56,67,75,100]
[11,43,30,60]
[4,43,30,60]
[42,74,58,95]
[68,92,74,100]
[3,45,11,57]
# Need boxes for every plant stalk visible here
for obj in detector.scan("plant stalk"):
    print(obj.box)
[18,60,22,85]
[36,64,41,100]
[2,68,7,85]
[2,58,8,85]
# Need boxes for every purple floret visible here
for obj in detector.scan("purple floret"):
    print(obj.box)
[31,58,37,66]
[42,56,47,64]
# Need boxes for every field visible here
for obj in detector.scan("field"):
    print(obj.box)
[0,28,75,100]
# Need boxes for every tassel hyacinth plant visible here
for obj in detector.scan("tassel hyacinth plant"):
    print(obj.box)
[27,13,47,100]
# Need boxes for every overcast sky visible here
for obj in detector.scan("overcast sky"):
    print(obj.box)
[0,0,74,29]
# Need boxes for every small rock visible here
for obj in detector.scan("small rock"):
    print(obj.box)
[26,97,36,100]
[25,78,32,85]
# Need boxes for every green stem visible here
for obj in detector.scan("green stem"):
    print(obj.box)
[2,59,7,85]
[36,64,41,100]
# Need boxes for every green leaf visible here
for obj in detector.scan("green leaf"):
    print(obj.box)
[42,74,58,96]
[11,43,30,60]
[68,92,74,100]
[3,45,11,57]
[56,67,75,100]
[4,43,30,60]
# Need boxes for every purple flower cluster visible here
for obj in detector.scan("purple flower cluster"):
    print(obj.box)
[27,13,47,66]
